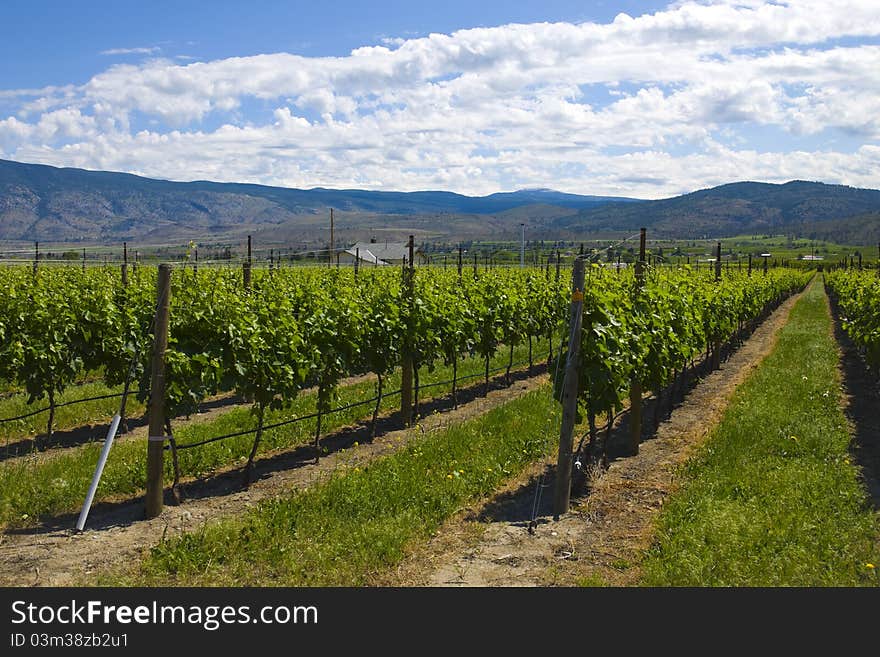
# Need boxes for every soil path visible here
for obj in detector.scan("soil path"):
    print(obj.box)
[385,289,805,587]
[0,367,547,586]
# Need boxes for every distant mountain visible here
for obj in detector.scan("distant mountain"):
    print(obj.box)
[554,180,880,243]
[0,159,639,242]
[2,159,877,245]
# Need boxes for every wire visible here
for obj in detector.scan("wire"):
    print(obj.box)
[170,357,546,451]
[0,390,146,425]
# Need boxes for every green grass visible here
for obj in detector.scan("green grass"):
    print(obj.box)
[641,278,880,586]
[0,339,550,529]
[0,379,147,444]
[102,385,559,586]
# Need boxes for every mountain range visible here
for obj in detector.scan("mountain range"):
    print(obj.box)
[1,158,878,245]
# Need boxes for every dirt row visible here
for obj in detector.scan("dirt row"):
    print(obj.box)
[381,289,806,586]
[0,366,548,586]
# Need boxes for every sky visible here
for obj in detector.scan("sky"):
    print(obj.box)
[1,0,879,199]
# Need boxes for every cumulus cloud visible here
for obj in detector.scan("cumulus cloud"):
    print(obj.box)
[2,0,880,198]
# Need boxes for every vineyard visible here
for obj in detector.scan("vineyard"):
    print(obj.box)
[0,241,878,585]
[0,257,809,524]
[825,269,880,371]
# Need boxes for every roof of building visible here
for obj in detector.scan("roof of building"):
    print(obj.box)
[343,247,387,265]
[349,241,420,262]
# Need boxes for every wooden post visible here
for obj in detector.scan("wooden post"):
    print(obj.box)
[473,252,478,278]
[553,258,585,518]
[145,264,172,519]
[354,247,360,280]
[33,241,38,277]
[243,235,252,289]
[82,248,86,273]
[555,249,561,282]
[763,255,768,275]
[748,253,753,276]
[457,245,463,279]
[715,242,722,281]
[627,228,647,457]
[400,236,415,425]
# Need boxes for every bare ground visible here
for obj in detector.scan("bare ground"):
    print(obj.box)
[382,291,804,587]
[0,365,547,586]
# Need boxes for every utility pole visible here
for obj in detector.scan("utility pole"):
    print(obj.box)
[243,235,252,289]
[329,208,334,268]
[122,242,128,287]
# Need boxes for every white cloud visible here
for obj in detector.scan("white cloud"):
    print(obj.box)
[2,0,880,197]
[100,46,162,56]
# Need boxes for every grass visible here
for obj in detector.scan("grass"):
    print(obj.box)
[0,339,550,529]
[641,278,880,586]
[0,379,147,444]
[102,385,559,586]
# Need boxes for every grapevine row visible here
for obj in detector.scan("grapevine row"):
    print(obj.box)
[825,270,880,371]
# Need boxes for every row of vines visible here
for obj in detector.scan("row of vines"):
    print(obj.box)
[1,264,808,467]
[825,270,880,371]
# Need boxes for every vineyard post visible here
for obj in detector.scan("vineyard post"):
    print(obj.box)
[33,241,38,277]
[354,247,360,281]
[858,252,863,270]
[555,249,561,282]
[763,255,768,276]
[715,242,722,281]
[122,242,128,287]
[473,252,478,278]
[457,245,463,279]
[553,257,585,519]
[145,264,172,520]
[243,235,252,289]
[400,236,415,425]
[82,248,86,273]
[748,253,752,276]
[627,227,647,457]
[194,247,198,275]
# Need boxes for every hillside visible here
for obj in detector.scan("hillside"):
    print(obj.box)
[2,159,878,245]
[0,159,636,243]
[554,181,880,243]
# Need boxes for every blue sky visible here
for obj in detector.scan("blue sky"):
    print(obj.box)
[1,1,879,198]
[1,1,667,88]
